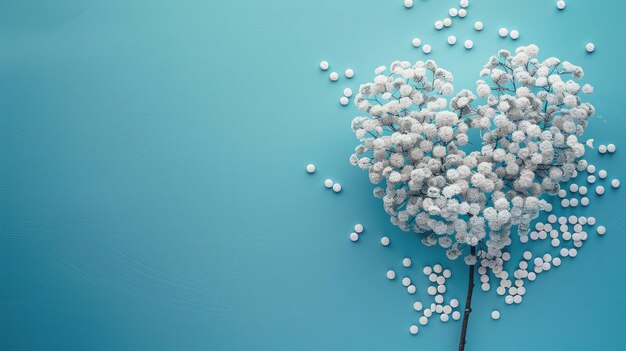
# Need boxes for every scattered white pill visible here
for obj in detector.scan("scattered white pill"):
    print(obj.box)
[354,224,364,233]
[580,197,590,206]
[474,21,484,31]
[324,179,333,188]
[419,316,428,325]
[437,276,446,285]
[460,0,470,8]
[587,175,596,184]
[611,179,620,188]
[381,236,390,246]
[441,314,450,322]
[491,310,501,320]
[596,185,605,195]
[523,251,532,260]
[548,214,557,223]
[402,277,411,287]
[427,286,437,295]
[423,266,432,275]
[607,144,616,153]
[556,1,566,10]
[552,257,562,266]
[569,248,578,257]
[443,269,452,278]
[435,294,444,304]
[579,186,588,195]
[597,226,606,235]
[569,184,578,192]
[404,0,414,9]
[481,283,490,291]
[409,324,418,334]
[349,232,359,241]
[339,96,349,106]
[423,309,432,318]
[561,199,570,208]
[435,21,444,30]
[551,238,560,247]
[587,165,596,173]
[558,189,567,198]
[452,311,461,320]
[412,38,422,47]
[510,30,519,40]
[499,27,509,37]
[513,295,522,304]
[319,61,329,71]
[306,164,316,173]
[342,88,353,98]
[447,35,457,45]
[464,40,474,49]
[588,217,596,225]
[413,301,423,311]
[344,69,354,79]
[449,8,458,17]
[329,72,339,81]
[443,18,452,27]
[402,258,412,268]
[332,183,342,193]
[433,264,443,273]
[428,273,437,282]
[598,144,607,154]
[458,8,467,17]
[422,44,432,54]
[586,43,595,53]
[450,299,459,308]
[407,285,417,294]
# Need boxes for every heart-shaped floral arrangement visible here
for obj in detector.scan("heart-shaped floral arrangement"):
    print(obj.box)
[350,45,593,263]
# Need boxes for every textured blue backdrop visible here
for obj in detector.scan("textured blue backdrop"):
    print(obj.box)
[1,0,625,350]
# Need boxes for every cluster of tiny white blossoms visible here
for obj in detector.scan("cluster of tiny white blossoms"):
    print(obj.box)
[349,45,595,264]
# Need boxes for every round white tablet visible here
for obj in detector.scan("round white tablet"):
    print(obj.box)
[423,266,432,275]
[427,286,437,295]
[448,35,457,45]
[423,309,432,318]
[498,27,509,37]
[460,0,470,8]
[320,61,329,71]
[435,21,444,30]
[552,257,561,266]
[306,164,316,173]
[409,324,418,334]
[452,311,461,320]
[513,295,522,304]
[437,276,446,285]
[558,189,567,198]
[329,72,339,81]
[597,225,606,235]
[422,44,432,54]
[458,9,467,17]
[443,269,452,278]
[324,179,333,188]
[481,283,490,291]
[587,175,596,184]
[402,277,411,287]
[349,232,358,241]
[586,43,595,53]
[491,310,500,320]
[419,316,428,325]
[429,273,437,282]
[587,165,596,173]
[556,1,566,10]
[464,40,474,49]
[332,183,342,192]
[598,170,607,180]
[569,183,578,192]
[588,217,596,225]
[548,214,557,223]
[343,88,353,98]
[443,305,452,314]
[523,250,532,260]
[441,314,449,322]
[433,264,443,273]
[450,299,459,308]
[402,258,412,267]
[381,236,390,246]
[510,30,519,40]
[474,21,484,31]
[435,294,444,304]
[579,185,588,195]
[339,96,349,106]
[449,8,458,17]
[412,38,422,47]
[443,18,452,27]
[580,197,589,206]
[561,199,570,208]
[404,0,414,9]
[344,69,354,79]
[407,285,416,294]
[413,301,423,311]
[596,185,605,195]
[560,248,569,257]
[354,224,364,233]
[607,144,616,153]
[569,248,578,257]
[598,144,607,154]
[612,179,620,188]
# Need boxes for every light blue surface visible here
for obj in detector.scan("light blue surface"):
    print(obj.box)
[1,0,625,350]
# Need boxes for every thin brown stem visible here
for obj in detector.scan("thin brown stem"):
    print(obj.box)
[458,246,476,351]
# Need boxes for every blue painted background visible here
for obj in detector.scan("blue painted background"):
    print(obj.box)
[1,0,625,350]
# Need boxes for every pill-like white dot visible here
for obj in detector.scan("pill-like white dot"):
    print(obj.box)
[570,198,579,207]
[427,286,437,295]
[569,184,578,192]
[443,18,452,27]
[551,238,560,247]
[437,276,446,285]
[413,301,423,311]
[464,40,474,49]
[435,21,444,30]
[586,43,595,53]
[560,199,569,208]
[402,277,411,287]
[548,214,557,223]
[481,283,490,291]
[380,236,390,246]
[329,72,339,81]
[354,224,364,234]
[448,35,457,45]
[407,285,417,294]
[412,38,422,47]
[552,257,562,266]
[598,170,607,180]
[428,273,437,282]
[323,179,333,188]
[458,8,467,17]
[543,253,552,263]
[596,185,605,195]
[579,186,588,195]
[344,69,354,79]
[558,189,567,198]
[580,197,589,206]
[597,225,606,235]
[433,264,443,273]
[419,316,428,325]
[402,258,412,267]
[513,295,522,304]
[587,165,596,173]
[443,305,452,314]
[332,183,342,192]
[320,61,329,71]
[404,0,413,8]
[460,0,470,8]
[339,96,349,106]
[587,175,596,184]
[306,164,316,173]
[607,144,616,153]
[450,299,459,308]
[588,217,596,225]
[435,294,444,304]
[441,314,449,322]
[349,232,358,242]
[452,311,461,320]
[387,270,396,279]
[423,266,432,275]
[491,310,500,320]
[422,44,432,54]
[449,8,458,17]
[611,179,620,188]
[598,144,607,154]
[443,269,452,278]
[423,309,432,318]
[409,324,418,334]
[569,248,578,257]
[343,88,353,98]
[510,30,519,40]
[474,21,484,31]
[556,1,566,10]
[498,27,509,37]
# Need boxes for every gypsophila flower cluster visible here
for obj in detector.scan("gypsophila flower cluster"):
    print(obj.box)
[350,45,595,263]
